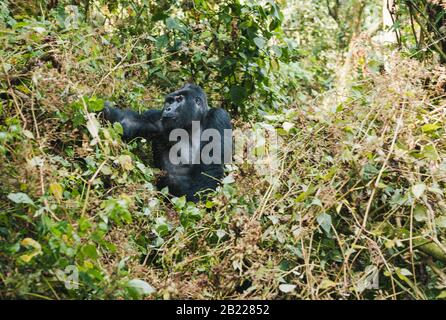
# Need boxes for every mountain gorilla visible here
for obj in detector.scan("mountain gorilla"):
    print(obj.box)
[103,84,232,202]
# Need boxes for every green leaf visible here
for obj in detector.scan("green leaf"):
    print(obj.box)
[82,244,99,259]
[86,116,100,139]
[421,123,441,133]
[165,17,189,35]
[113,122,123,135]
[422,145,439,161]
[229,85,247,105]
[7,192,35,205]
[118,154,134,171]
[86,97,105,112]
[126,279,156,298]
[253,37,266,49]
[320,279,337,289]
[311,198,322,207]
[21,238,41,250]
[435,216,446,228]
[19,238,42,263]
[411,183,426,199]
[269,19,280,31]
[317,212,332,234]
[399,268,412,276]
[271,45,282,57]
[22,129,34,139]
[413,204,427,222]
[222,175,235,184]
[172,196,186,209]
[216,229,226,239]
[50,182,63,201]
[154,217,170,237]
[279,284,296,293]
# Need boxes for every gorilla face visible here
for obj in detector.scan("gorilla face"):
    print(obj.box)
[161,84,209,131]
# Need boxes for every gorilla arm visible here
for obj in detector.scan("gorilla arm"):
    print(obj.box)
[103,102,163,140]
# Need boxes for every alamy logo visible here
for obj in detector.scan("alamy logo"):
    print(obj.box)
[169,121,232,165]
[168,121,283,177]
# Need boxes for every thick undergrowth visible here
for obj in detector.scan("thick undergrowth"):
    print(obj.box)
[1,1,446,300]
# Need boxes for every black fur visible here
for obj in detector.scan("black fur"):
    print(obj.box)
[103,84,232,202]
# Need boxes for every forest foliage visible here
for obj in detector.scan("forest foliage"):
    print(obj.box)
[1,0,446,300]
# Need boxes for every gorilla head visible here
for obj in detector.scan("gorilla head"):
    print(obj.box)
[161,83,209,131]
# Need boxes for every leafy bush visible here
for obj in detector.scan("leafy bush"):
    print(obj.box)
[1,0,446,300]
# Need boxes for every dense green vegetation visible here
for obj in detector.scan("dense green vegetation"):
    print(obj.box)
[1,0,446,299]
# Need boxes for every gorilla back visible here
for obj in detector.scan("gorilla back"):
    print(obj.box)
[104,84,232,202]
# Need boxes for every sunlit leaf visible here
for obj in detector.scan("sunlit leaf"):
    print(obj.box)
[86,115,100,139]
[50,182,63,201]
[316,212,332,234]
[421,123,441,133]
[279,284,296,293]
[435,216,446,228]
[413,204,427,222]
[411,184,426,199]
[7,193,34,205]
[126,279,156,297]
[118,155,134,171]
[253,37,266,49]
